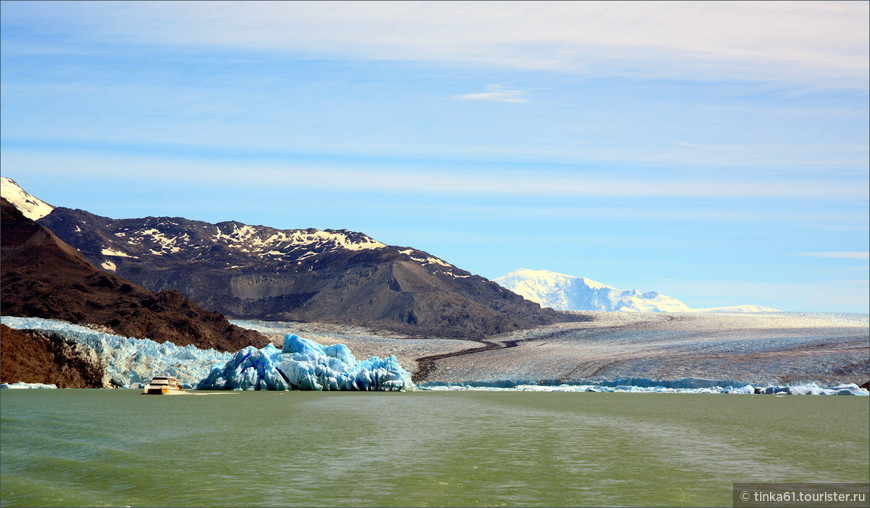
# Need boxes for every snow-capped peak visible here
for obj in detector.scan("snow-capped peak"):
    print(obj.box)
[494,268,779,313]
[0,177,55,221]
[494,269,693,313]
[578,276,612,291]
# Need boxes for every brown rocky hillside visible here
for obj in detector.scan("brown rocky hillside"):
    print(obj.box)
[1,198,268,352]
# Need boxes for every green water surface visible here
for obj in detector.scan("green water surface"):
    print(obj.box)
[1,390,867,507]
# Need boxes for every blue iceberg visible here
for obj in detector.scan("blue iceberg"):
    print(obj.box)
[196,334,414,391]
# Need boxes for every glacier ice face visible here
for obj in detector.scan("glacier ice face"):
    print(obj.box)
[196,334,414,391]
[420,380,869,395]
[1,316,232,387]
[782,383,868,396]
[1,317,414,391]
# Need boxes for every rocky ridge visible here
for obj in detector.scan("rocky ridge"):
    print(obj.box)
[1,198,269,352]
[37,206,568,339]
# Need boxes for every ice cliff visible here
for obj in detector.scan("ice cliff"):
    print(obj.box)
[1,316,414,391]
[196,334,414,391]
[1,316,231,387]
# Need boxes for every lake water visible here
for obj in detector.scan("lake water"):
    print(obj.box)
[1,390,867,507]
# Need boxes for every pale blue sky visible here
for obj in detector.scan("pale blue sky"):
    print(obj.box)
[2,1,868,312]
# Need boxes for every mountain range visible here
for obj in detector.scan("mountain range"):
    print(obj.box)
[495,268,779,313]
[2,177,568,340]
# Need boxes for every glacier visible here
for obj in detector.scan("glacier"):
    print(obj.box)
[195,334,414,391]
[1,316,232,387]
[421,381,868,395]
[2,316,863,394]
[1,316,414,391]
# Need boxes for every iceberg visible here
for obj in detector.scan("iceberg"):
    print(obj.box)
[196,334,414,391]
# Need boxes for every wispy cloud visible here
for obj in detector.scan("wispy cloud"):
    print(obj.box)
[4,150,868,201]
[451,85,528,103]
[4,2,868,87]
[797,252,870,260]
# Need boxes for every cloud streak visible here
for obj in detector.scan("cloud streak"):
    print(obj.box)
[452,85,528,103]
[798,252,870,260]
[4,2,868,87]
[4,150,868,201]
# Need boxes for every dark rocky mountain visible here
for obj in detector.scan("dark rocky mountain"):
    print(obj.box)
[1,324,107,388]
[38,207,570,339]
[1,198,269,351]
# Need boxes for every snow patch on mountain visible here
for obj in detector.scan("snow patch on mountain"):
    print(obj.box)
[79,215,388,265]
[101,248,135,258]
[0,177,54,220]
[495,269,777,313]
[211,223,386,254]
[400,248,453,268]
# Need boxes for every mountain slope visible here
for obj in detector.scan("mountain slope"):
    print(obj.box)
[1,198,269,351]
[495,269,693,312]
[32,204,567,340]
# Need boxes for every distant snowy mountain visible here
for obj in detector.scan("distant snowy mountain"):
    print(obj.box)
[495,269,692,312]
[495,269,779,313]
[1,177,54,220]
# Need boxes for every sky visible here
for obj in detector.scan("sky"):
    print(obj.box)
[1,1,868,313]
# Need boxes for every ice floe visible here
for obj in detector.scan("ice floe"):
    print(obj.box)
[0,381,58,389]
[196,334,414,391]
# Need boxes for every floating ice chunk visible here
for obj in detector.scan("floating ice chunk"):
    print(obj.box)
[787,383,834,396]
[831,383,869,396]
[0,382,57,389]
[724,385,754,394]
[198,333,414,391]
